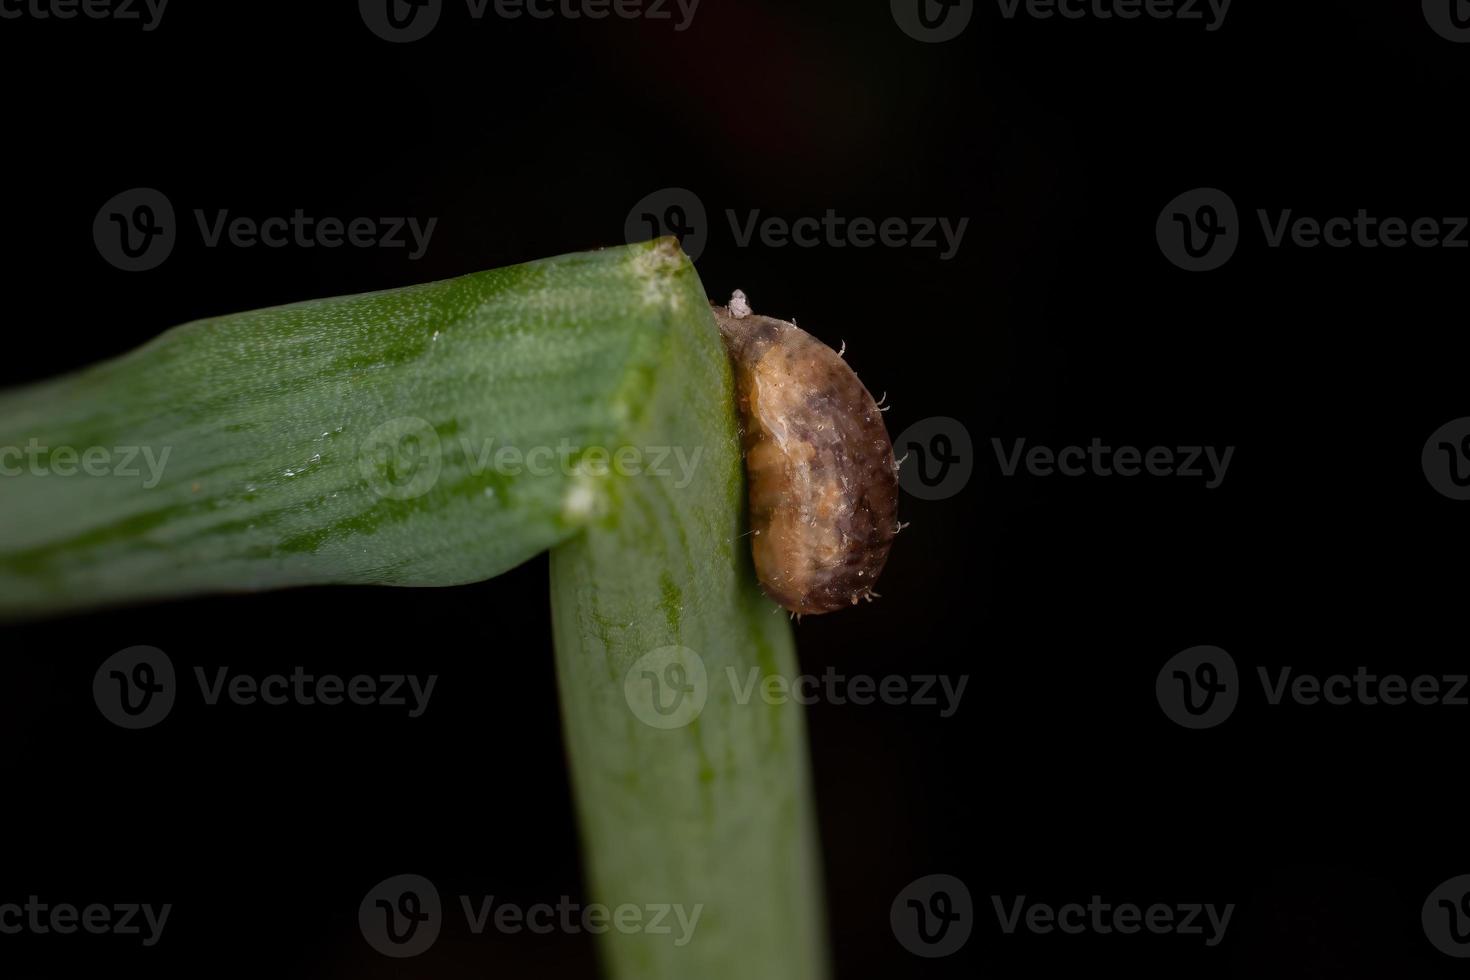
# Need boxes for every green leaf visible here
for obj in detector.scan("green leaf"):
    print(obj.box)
[0,239,828,979]
[1,241,684,613]
[550,245,827,980]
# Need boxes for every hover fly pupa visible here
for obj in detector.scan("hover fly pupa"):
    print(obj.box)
[711,290,900,615]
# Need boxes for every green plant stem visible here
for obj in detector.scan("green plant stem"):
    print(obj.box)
[550,243,827,979]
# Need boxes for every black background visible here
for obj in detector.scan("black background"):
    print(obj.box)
[2,0,1467,976]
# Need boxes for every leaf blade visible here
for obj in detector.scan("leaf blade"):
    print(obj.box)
[0,242,691,614]
[550,243,828,980]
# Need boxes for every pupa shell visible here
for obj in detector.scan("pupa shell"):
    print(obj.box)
[711,291,899,615]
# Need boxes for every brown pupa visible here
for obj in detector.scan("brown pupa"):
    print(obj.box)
[711,290,900,615]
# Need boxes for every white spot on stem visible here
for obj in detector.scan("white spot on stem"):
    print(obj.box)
[728,289,752,319]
